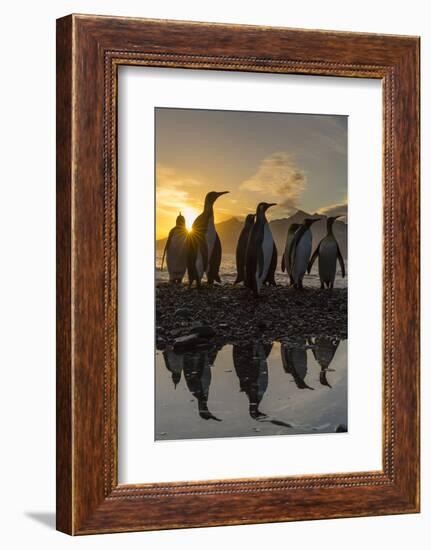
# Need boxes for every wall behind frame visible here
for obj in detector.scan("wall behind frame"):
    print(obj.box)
[0,0,427,549]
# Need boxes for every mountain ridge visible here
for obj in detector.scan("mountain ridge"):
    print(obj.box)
[156,210,348,257]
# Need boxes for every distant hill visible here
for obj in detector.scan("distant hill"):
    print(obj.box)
[210,217,244,252]
[156,210,347,258]
[270,211,348,259]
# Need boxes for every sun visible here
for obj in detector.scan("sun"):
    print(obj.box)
[181,207,198,231]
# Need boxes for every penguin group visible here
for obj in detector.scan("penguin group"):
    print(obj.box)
[161,336,342,424]
[162,191,345,295]
[163,191,228,288]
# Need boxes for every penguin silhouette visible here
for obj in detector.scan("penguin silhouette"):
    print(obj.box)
[187,191,229,286]
[232,342,291,428]
[307,216,346,289]
[233,341,272,420]
[234,213,255,285]
[281,223,301,286]
[308,336,340,388]
[161,212,188,283]
[281,341,314,390]
[289,218,320,289]
[183,348,221,421]
[244,202,277,296]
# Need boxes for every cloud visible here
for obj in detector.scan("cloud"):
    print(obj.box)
[240,153,306,215]
[317,199,348,219]
[156,163,203,213]
[157,164,202,191]
[156,164,209,237]
[310,117,347,156]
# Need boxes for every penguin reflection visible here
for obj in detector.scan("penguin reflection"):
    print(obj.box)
[182,348,222,421]
[162,349,184,389]
[233,342,292,427]
[308,336,340,388]
[281,340,314,390]
[233,342,271,419]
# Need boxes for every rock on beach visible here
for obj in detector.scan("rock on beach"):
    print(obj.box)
[156,283,347,350]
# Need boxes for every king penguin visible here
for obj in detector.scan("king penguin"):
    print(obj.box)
[281,223,301,286]
[187,191,229,287]
[289,218,320,289]
[161,212,188,284]
[244,202,277,296]
[307,216,346,289]
[234,213,255,285]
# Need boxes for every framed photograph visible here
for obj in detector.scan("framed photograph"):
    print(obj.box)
[56,14,420,534]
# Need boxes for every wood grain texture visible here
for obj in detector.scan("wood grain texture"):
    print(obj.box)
[56,14,420,535]
[56,15,73,535]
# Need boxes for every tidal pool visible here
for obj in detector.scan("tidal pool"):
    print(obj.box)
[155,338,347,441]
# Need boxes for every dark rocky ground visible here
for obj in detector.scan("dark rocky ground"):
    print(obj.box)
[156,283,347,351]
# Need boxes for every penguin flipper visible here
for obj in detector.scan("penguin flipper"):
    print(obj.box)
[235,229,246,283]
[307,242,320,274]
[191,213,209,269]
[235,252,243,283]
[161,228,175,271]
[281,253,285,272]
[289,226,306,274]
[258,247,264,278]
[208,233,222,283]
[337,245,346,277]
[161,242,167,272]
[186,234,199,285]
[199,237,209,272]
[264,243,277,285]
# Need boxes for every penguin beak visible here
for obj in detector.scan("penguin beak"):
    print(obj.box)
[216,191,229,198]
[265,203,277,210]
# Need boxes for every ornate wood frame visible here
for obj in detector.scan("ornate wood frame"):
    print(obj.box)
[56,14,420,535]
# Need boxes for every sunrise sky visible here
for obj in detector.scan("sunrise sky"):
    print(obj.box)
[155,108,347,239]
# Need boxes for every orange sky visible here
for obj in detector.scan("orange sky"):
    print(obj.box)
[155,108,347,240]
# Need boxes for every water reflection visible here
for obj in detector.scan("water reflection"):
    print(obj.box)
[232,342,272,420]
[308,336,340,388]
[163,349,183,388]
[164,347,221,421]
[232,343,292,428]
[156,338,347,440]
[281,340,314,390]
